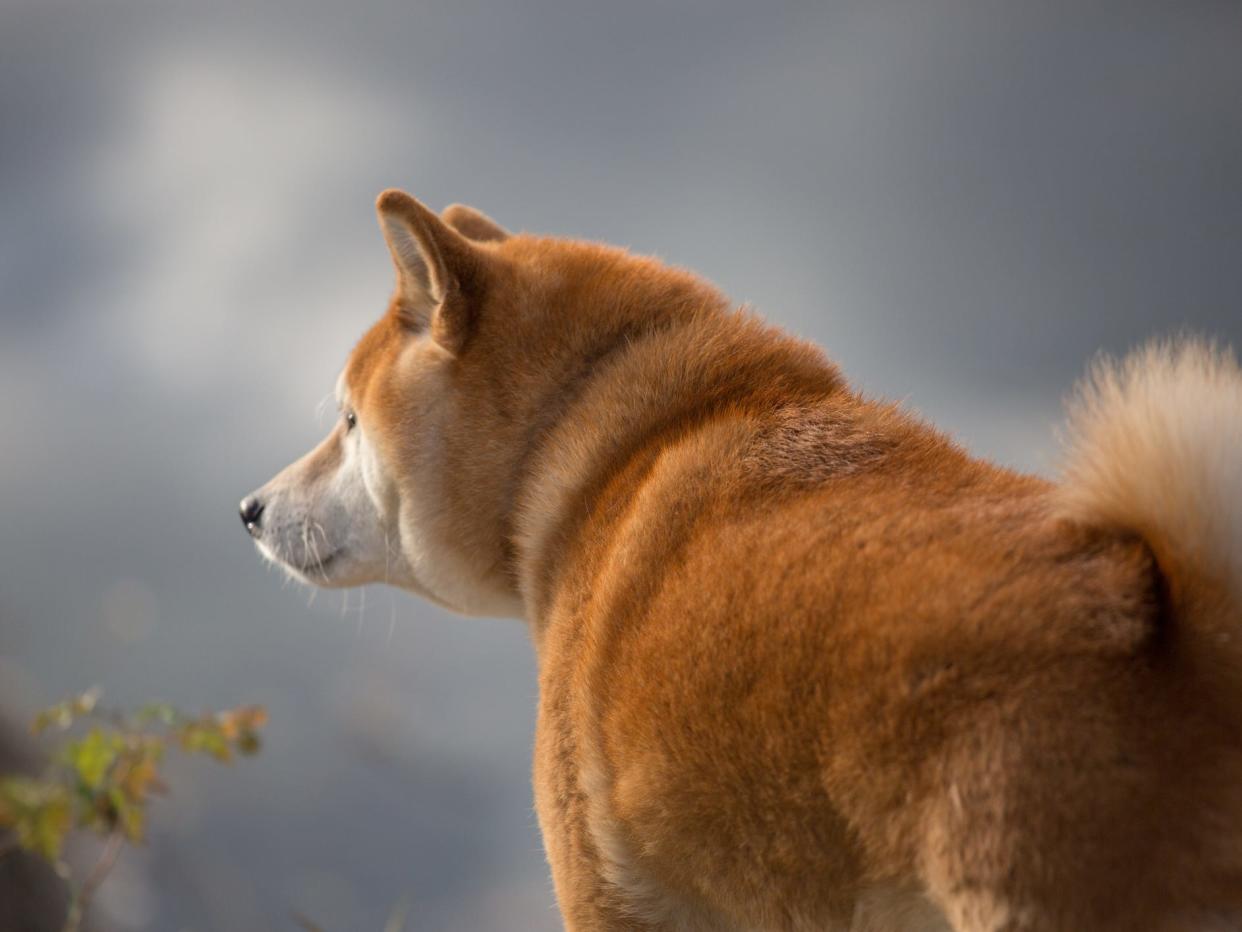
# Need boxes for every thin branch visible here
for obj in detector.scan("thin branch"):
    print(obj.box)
[62,831,124,932]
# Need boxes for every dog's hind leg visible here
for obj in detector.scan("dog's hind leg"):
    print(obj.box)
[539,799,703,931]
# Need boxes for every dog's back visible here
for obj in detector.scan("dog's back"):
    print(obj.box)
[531,310,1242,930]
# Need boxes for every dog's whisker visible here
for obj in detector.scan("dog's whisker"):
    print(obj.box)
[298,517,319,577]
[314,390,336,426]
[355,585,367,639]
[307,521,331,580]
[385,531,397,644]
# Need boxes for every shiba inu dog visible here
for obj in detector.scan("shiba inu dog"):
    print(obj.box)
[241,189,1242,931]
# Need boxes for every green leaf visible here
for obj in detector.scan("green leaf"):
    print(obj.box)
[108,787,144,842]
[28,790,71,860]
[62,730,123,791]
[0,777,72,861]
[179,724,231,762]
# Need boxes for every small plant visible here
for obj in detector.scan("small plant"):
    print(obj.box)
[0,688,267,932]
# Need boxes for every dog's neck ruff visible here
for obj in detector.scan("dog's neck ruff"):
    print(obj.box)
[505,316,694,618]
[507,309,846,630]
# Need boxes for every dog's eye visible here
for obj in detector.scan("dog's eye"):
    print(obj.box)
[344,410,357,432]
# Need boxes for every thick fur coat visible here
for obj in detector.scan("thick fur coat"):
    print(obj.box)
[243,190,1242,931]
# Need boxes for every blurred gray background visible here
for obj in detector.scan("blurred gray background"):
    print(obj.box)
[2,0,1240,928]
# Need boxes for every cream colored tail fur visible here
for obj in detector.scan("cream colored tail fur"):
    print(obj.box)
[1058,338,1242,606]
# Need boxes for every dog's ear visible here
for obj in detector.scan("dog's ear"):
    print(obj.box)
[442,203,510,243]
[376,189,491,353]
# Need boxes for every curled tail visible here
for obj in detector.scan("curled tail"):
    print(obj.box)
[1057,338,1242,683]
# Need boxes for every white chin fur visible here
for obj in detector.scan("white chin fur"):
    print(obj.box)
[254,536,341,587]
[249,378,525,617]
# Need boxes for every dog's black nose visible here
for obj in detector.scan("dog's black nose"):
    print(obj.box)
[239,496,265,532]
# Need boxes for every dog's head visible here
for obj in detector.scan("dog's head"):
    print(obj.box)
[241,189,728,619]
[239,190,527,615]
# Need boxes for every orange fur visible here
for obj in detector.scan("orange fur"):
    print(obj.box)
[273,191,1242,930]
